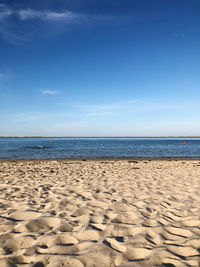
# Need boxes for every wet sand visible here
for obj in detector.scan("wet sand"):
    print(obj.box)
[0,159,200,266]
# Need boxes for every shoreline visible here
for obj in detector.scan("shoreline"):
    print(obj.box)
[1,157,200,162]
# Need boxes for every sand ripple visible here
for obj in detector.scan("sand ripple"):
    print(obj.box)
[0,159,200,266]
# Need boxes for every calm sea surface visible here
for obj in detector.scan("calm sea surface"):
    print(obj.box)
[0,138,200,160]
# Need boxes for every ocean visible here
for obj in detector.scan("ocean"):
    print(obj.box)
[0,137,200,160]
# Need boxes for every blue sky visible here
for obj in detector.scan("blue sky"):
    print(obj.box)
[0,0,199,136]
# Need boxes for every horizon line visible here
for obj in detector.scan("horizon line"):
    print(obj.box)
[0,136,200,138]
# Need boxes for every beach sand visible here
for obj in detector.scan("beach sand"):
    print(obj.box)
[0,159,200,266]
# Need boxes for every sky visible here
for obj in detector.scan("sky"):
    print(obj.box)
[0,0,200,136]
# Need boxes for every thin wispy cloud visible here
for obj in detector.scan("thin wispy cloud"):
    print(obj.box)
[73,103,122,112]
[65,99,166,115]
[127,99,139,104]
[13,112,45,122]
[18,9,85,22]
[127,103,171,113]
[10,111,82,122]
[86,111,112,117]
[0,72,12,90]
[0,4,84,22]
[60,98,185,118]
[12,112,62,122]
[41,89,60,95]
[0,4,12,20]
[0,4,24,44]
[0,3,112,44]
[53,121,87,130]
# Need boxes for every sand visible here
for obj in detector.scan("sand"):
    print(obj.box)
[0,159,200,267]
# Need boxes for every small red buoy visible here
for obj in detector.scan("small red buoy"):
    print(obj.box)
[50,140,53,143]
[184,141,186,145]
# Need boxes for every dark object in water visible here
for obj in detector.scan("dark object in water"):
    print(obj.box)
[33,145,50,149]
[37,145,44,149]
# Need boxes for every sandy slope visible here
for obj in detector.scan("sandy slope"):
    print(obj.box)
[0,159,200,266]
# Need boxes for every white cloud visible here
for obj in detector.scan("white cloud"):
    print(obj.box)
[0,4,23,44]
[45,11,77,21]
[41,89,60,95]
[0,4,113,44]
[18,9,83,22]
[0,5,87,44]
[17,9,42,20]
[0,5,83,22]
[0,4,12,21]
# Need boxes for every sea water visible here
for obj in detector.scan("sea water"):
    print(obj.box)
[0,137,200,159]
